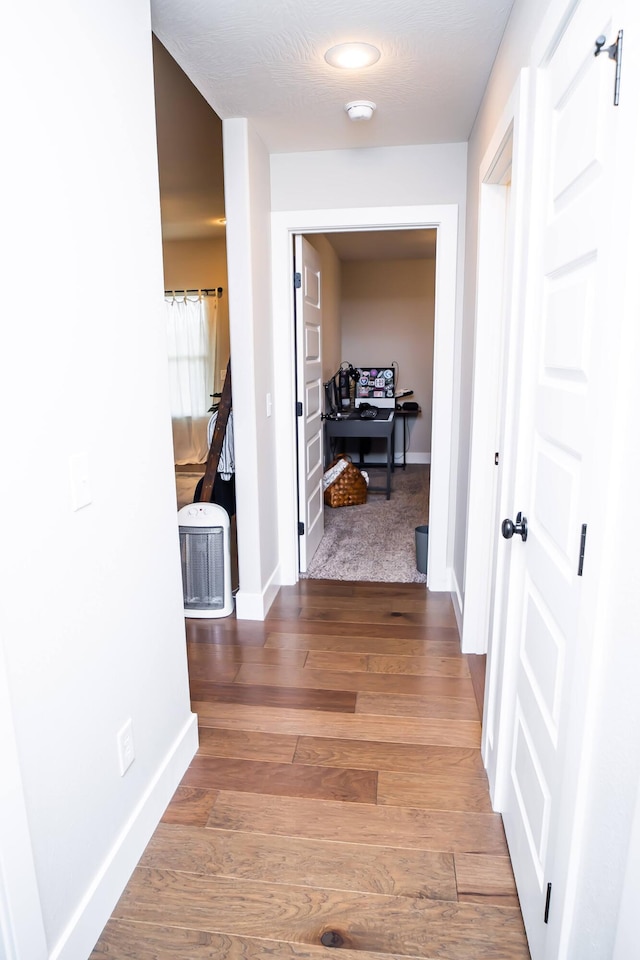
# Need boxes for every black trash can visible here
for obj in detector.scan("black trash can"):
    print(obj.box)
[415,525,429,574]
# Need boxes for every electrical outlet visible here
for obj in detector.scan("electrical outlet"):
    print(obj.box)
[117,718,135,776]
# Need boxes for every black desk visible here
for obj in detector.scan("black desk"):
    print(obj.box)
[324,409,395,500]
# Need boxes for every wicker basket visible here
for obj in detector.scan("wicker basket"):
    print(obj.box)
[324,455,367,508]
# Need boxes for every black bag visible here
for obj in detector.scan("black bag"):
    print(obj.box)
[194,474,236,517]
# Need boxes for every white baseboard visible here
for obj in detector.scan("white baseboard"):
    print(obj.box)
[403,452,430,465]
[358,452,431,465]
[451,568,464,644]
[426,565,452,593]
[234,564,280,621]
[51,713,198,960]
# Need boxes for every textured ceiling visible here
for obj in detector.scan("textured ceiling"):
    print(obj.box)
[151,0,516,154]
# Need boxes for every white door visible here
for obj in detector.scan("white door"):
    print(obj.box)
[294,235,324,572]
[491,0,635,956]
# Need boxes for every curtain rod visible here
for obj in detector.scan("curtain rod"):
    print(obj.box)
[164,287,223,297]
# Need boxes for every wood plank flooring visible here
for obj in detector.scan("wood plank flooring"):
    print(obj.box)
[91,580,529,960]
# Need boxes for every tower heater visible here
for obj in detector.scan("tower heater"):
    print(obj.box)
[177,502,233,618]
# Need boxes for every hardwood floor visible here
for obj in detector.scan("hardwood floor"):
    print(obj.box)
[91,580,529,959]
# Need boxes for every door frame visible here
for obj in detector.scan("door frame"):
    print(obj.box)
[463,71,531,667]
[271,205,459,590]
[461,126,514,656]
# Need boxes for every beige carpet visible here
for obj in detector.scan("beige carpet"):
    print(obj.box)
[305,464,430,583]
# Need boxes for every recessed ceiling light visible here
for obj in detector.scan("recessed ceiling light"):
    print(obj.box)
[324,42,381,69]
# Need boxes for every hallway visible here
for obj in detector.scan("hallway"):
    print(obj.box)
[92,581,529,958]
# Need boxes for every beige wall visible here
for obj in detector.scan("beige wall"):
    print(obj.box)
[163,237,230,391]
[162,235,227,288]
[340,258,435,461]
[152,34,225,238]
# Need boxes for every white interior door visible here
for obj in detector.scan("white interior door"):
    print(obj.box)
[294,235,324,572]
[492,1,632,957]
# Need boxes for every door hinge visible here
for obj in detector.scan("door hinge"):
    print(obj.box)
[544,882,552,924]
[298,521,305,536]
[294,271,302,289]
[494,451,500,466]
[578,523,588,576]
[594,29,623,105]
[297,401,303,417]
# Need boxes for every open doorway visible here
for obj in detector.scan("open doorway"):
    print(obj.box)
[271,203,459,595]
[151,36,237,585]
[298,229,436,583]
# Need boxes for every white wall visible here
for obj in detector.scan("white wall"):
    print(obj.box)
[341,258,435,461]
[0,1,197,957]
[271,143,467,212]
[223,119,280,618]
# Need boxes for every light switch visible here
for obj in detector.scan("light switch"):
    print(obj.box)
[266,393,272,418]
[69,453,92,511]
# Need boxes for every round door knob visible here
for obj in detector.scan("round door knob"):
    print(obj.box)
[502,518,515,539]
[502,512,528,542]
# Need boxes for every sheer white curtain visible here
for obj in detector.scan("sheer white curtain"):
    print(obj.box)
[165,293,218,464]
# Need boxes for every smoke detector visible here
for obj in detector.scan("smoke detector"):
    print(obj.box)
[345,100,376,121]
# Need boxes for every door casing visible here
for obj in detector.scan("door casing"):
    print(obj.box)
[462,73,531,659]
[271,205,459,590]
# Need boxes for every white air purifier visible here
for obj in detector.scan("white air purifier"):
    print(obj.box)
[177,502,233,618]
